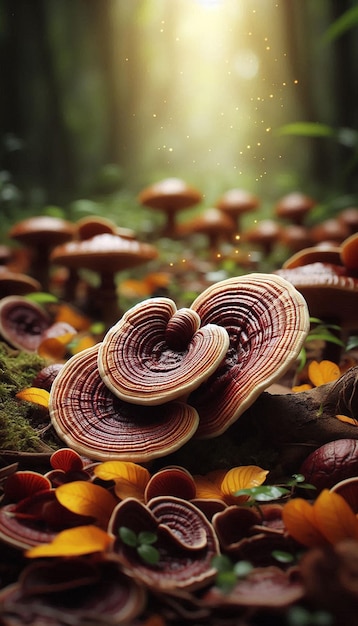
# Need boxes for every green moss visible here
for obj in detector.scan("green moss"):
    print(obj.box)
[0,342,53,452]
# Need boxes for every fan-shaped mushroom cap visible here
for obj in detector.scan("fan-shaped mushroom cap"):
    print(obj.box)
[276,262,358,330]
[49,344,199,462]
[0,295,51,351]
[189,273,310,437]
[98,297,229,406]
[0,268,41,297]
[282,244,342,269]
[340,232,358,271]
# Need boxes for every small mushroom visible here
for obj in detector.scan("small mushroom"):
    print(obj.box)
[275,191,316,226]
[188,273,309,437]
[0,268,41,297]
[51,233,158,327]
[49,343,200,462]
[310,218,350,246]
[339,207,358,235]
[98,297,229,405]
[9,215,75,290]
[242,219,283,257]
[177,207,236,260]
[0,295,51,352]
[137,177,202,237]
[216,188,259,233]
[279,224,312,254]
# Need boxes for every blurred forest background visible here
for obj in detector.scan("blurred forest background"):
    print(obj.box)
[1,0,358,237]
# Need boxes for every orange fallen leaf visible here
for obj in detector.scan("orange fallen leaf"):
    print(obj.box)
[55,303,92,331]
[38,333,75,360]
[56,481,117,529]
[336,414,358,426]
[94,461,150,501]
[25,525,112,558]
[282,498,328,548]
[313,489,358,544]
[221,465,269,498]
[70,334,97,354]
[292,384,313,393]
[308,360,341,387]
[16,387,50,409]
[193,475,224,500]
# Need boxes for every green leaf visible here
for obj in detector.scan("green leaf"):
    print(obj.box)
[235,485,290,501]
[276,122,335,138]
[216,570,237,594]
[272,550,295,564]
[233,560,253,578]
[138,531,157,545]
[25,292,59,304]
[212,554,233,573]
[137,543,160,565]
[291,473,305,484]
[119,526,138,547]
[321,5,358,43]
[305,333,344,347]
[346,336,358,352]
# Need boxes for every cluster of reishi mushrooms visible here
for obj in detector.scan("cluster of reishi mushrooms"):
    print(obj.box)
[48,273,310,462]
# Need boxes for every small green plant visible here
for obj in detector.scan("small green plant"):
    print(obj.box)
[286,605,333,626]
[235,473,316,506]
[297,317,344,372]
[212,554,253,593]
[118,527,160,565]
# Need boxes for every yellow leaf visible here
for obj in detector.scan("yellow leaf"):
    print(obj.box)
[16,387,50,409]
[292,384,313,393]
[313,489,358,544]
[193,475,224,500]
[282,498,327,548]
[94,461,150,501]
[221,465,269,497]
[56,481,117,529]
[336,414,358,426]
[308,360,341,387]
[71,334,97,354]
[25,525,112,558]
[55,304,91,331]
[38,333,75,360]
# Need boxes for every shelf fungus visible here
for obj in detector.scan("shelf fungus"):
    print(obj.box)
[108,496,220,591]
[98,297,230,405]
[49,343,200,461]
[0,295,51,352]
[189,273,310,437]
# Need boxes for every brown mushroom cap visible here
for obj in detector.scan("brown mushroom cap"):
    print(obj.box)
[137,177,202,236]
[279,224,312,254]
[51,233,157,273]
[310,218,350,246]
[339,207,358,235]
[0,268,41,297]
[340,232,358,272]
[177,207,235,257]
[98,297,230,405]
[276,262,358,330]
[49,343,200,462]
[9,216,75,247]
[242,220,283,256]
[189,273,310,437]
[282,244,342,269]
[216,188,259,231]
[0,295,51,352]
[275,191,316,225]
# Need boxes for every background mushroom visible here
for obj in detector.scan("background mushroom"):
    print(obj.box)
[9,216,75,291]
[51,233,158,328]
[0,295,51,352]
[177,207,236,260]
[188,273,310,437]
[137,177,202,237]
[215,188,259,234]
[275,191,316,226]
[98,297,229,405]
[49,343,200,462]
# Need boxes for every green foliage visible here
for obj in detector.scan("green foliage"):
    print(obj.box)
[297,318,344,372]
[119,527,160,565]
[212,554,253,594]
[287,605,333,626]
[235,475,316,506]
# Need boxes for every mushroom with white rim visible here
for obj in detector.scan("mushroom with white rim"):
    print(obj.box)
[188,273,310,438]
[98,297,230,406]
[49,343,200,462]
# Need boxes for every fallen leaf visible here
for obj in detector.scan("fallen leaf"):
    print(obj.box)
[25,525,112,558]
[16,387,50,409]
[308,360,340,387]
[282,498,328,548]
[221,465,269,498]
[313,489,358,544]
[94,461,150,501]
[56,481,117,528]
[336,414,358,426]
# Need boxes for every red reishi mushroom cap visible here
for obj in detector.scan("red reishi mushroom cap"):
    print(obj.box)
[189,273,310,438]
[0,295,51,352]
[49,343,200,462]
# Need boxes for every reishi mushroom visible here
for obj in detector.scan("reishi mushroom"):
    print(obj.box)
[98,297,230,405]
[188,273,309,437]
[137,177,202,237]
[216,188,259,233]
[49,343,200,462]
